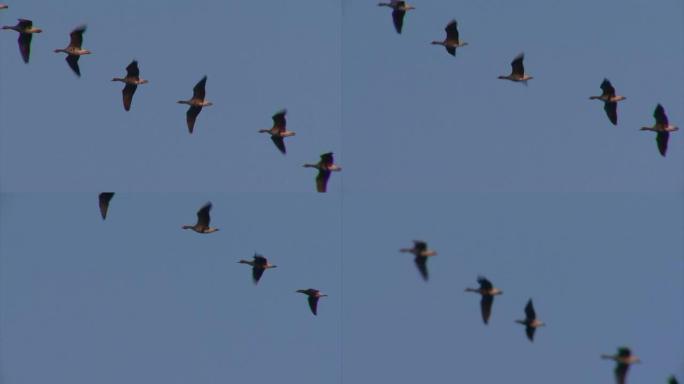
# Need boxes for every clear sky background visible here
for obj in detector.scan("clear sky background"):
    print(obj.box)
[0,0,682,192]
[0,193,682,383]
[1,0,683,383]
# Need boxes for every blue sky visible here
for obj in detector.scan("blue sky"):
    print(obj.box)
[1,193,682,383]
[1,0,683,383]
[1,0,682,192]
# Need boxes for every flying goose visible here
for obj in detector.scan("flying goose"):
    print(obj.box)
[303,152,341,193]
[378,0,415,34]
[98,192,114,220]
[259,109,295,154]
[601,347,641,384]
[112,60,148,111]
[2,19,42,63]
[0,4,8,9]
[296,288,327,316]
[640,104,678,157]
[431,19,467,56]
[498,53,532,83]
[465,276,503,324]
[399,240,437,281]
[515,299,545,342]
[54,25,90,76]
[238,253,277,284]
[590,79,626,125]
[182,202,219,233]
[177,76,212,134]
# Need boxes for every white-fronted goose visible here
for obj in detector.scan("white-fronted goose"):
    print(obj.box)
[238,253,277,284]
[641,104,678,157]
[182,202,219,234]
[465,276,503,324]
[601,347,641,384]
[98,192,114,220]
[590,79,626,125]
[431,20,467,56]
[515,299,545,342]
[303,152,341,193]
[112,60,148,111]
[177,76,212,134]
[259,109,295,154]
[54,25,90,76]
[498,53,532,83]
[2,19,42,63]
[296,288,327,316]
[378,0,415,34]
[399,240,437,281]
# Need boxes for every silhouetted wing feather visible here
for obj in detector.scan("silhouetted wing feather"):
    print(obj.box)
[604,101,618,125]
[196,202,212,227]
[307,296,319,315]
[17,33,31,63]
[192,76,207,100]
[252,267,265,284]
[445,20,458,41]
[316,170,331,193]
[186,106,202,133]
[414,256,428,281]
[66,55,81,76]
[272,109,287,130]
[392,9,405,34]
[524,299,536,320]
[271,136,286,154]
[122,83,137,111]
[480,295,493,324]
[657,131,669,157]
[98,193,114,220]
[654,104,668,126]
[525,326,536,342]
[511,53,525,76]
[125,60,140,79]
[69,25,86,49]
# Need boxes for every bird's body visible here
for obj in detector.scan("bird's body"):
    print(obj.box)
[98,192,114,220]
[2,19,42,63]
[303,152,341,192]
[640,104,678,157]
[400,240,437,281]
[465,276,503,324]
[182,202,219,233]
[514,299,545,342]
[296,288,327,316]
[590,79,626,125]
[112,60,148,111]
[178,76,212,134]
[378,0,415,34]
[602,347,641,384]
[238,254,277,284]
[431,20,467,56]
[498,53,533,83]
[54,25,91,76]
[259,109,295,154]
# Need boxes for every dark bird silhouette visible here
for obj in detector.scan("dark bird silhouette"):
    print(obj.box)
[640,104,678,157]
[589,79,626,125]
[2,19,42,63]
[182,202,219,233]
[602,347,641,384]
[515,299,545,342]
[54,25,90,76]
[112,60,148,111]
[465,276,503,324]
[498,53,532,83]
[238,254,277,284]
[378,0,415,34]
[430,20,467,56]
[98,193,114,220]
[296,288,327,316]
[303,152,341,192]
[259,109,295,154]
[177,76,213,134]
[399,240,437,281]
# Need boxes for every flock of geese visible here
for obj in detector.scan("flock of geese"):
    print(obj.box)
[2,1,680,383]
[376,0,678,157]
[0,7,343,193]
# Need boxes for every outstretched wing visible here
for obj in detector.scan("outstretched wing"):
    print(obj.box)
[480,295,493,324]
[603,101,618,125]
[125,60,140,80]
[66,55,81,76]
[391,9,405,34]
[445,20,459,42]
[98,192,114,220]
[511,53,525,76]
[271,136,286,154]
[414,256,429,281]
[69,25,86,49]
[654,104,669,126]
[600,79,616,98]
[656,131,669,157]
[316,170,331,193]
[17,33,32,63]
[192,76,207,101]
[272,109,287,131]
[307,296,319,315]
[186,106,202,134]
[196,202,212,227]
[122,83,137,111]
